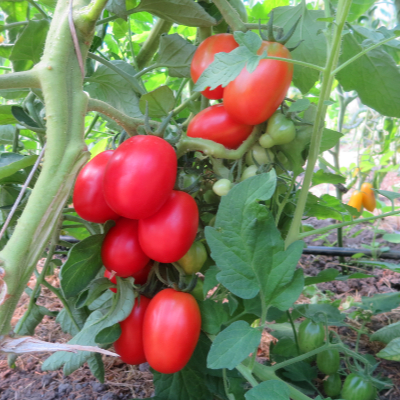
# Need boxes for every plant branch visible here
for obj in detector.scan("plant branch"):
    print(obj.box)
[0,22,29,31]
[81,0,109,22]
[213,0,247,32]
[87,97,160,135]
[0,70,40,89]
[27,0,48,19]
[261,56,325,72]
[176,125,262,159]
[172,92,201,116]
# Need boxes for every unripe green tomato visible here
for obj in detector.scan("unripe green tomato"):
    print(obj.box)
[266,113,296,145]
[276,151,288,165]
[203,189,219,204]
[190,279,204,301]
[213,179,232,196]
[341,373,376,400]
[241,165,258,181]
[317,349,340,375]
[298,319,325,354]
[177,241,208,275]
[323,373,342,398]
[245,144,274,165]
[259,133,275,149]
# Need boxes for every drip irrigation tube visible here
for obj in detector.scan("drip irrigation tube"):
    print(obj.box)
[303,246,400,260]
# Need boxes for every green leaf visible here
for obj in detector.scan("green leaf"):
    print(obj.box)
[376,338,400,361]
[312,170,345,186]
[0,125,16,145]
[207,321,262,370]
[198,299,229,335]
[352,259,400,273]
[337,31,400,118]
[9,20,49,65]
[305,268,372,285]
[375,189,400,202]
[0,153,38,180]
[76,278,114,309]
[95,323,121,344]
[135,0,216,27]
[203,265,219,297]
[287,98,310,113]
[282,362,318,382]
[320,129,344,153]
[382,233,400,244]
[0,44,13,59]
[85,61,143,120]
[359,292,400,315]
[294,304,345,326]
[0,105,18,125]
[11,105,41,129]
[371,321,400,344]
[245,380,290,400]
[15,303,56,335]
[42,279,135,375]
[56,298,89,336]
[158,33,196,78]
[139,86,175,118]
[60,235,104,298]
[106,0,134,18]
[88,353,105,383]
[274,4,327,94]
[331,0,375,22]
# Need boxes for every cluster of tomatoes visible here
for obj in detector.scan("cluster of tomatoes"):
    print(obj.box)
[348,182,376,213]
[297,319,376,400]
[188,33,294,149]
[73,135,202,373]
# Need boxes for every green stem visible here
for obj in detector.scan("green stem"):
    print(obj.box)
[87,52,145,95]
[260,56,324,72]
[27,0,48,19]
[0,70,40,89]
[287,311,300,355]
[332,35,400,75]
[84,113,99,138]
[235,364,259,387]
[127,17,139,70]
[222,369,235,400]
[298,210,400,240]
[63,214,97,235]
[135,19,173,70]
[213,0,247,32]
[275,175,296,226]
[0,21,29,31]
[0,67,12,71]
[173,78,189,108]
[285,0,353,248]
[172,92,201,116]
[176,125,262,159]
[81,0,109,23]
[12,128,19,153]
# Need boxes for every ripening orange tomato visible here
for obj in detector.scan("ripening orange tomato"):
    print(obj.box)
[361,182,376,212]
[348,190,363,212]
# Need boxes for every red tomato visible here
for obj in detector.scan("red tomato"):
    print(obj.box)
[114,295,150,365]
[73,151,119,223]
[143,289,201,373]
[224,41,293,125]
[191,33,238,99]
[139,191,199,263]
[102,218,149,278]
[187,104,254,149]
[103,135,177,219]
[104,260,153,292]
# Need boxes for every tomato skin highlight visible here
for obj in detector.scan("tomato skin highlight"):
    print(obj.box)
[191,34,239,99]
[143,289,201,374]
[360,182,376,212]
[187,104,254,149]
[323,373,342,398]
[298,319,325,354]
[317,349,340,375]
[102,218,150,278]
[103,135,177,220]
[139,191,199,263]
[341,373,376,400]
[348,190,363,212]
[73,151,119,223]
[224,41,293,125]
[114,295,150,365]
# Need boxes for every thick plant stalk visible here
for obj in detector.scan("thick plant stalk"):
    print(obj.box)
[0,0,102,336]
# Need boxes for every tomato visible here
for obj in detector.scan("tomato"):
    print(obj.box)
[103,135,177,220]
[203,189,220,204]
[212,179,232,196]
[298,319,325,354]
[190,278,204,301]
[323,373,342,398]
[348,190,363,212]
[139,191,199,263]
[114,295,150,365]
[104,260,153,291]
[102,218,149,278]
[187,104,254,150]
[246,144,274,165]
[241,165,258,181]
[143,289,201,374]
[317,349,340,375]
[360,182,376,212]
[191,34,239,99]
[260,113,296,148]
[224,41,293,125]
[177,241,208,275]
[73,151,119,223]
[341,373,376,400]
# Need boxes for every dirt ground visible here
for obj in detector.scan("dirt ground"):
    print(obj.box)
[1,174,400,399]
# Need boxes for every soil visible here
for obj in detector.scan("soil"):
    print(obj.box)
[1,175,400,399]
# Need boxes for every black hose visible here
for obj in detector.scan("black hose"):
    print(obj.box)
[303,246,400,260]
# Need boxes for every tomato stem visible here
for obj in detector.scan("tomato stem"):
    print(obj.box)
[212,0,247,32]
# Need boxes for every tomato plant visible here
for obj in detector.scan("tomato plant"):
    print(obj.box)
[101,218,150,277]
[190,34,238,99]
[187,104,254,149]
[139,191,199,263]
[360,182,376,212]
[73,150,119,223]
[142,289,201,374]
[341,374,376,400]
[103,135,177,219]
[114,295,150,365]
[317,349,340,375]
[223,41,293,125]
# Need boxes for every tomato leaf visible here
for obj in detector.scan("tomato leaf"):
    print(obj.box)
[245,380,290,400]
[311,170,346,186]
[376,338,400,362]
[198,299,229,335]
[319,129,344,153]
[0,152,38,180]
[207,321,262,370]
[60,235,104,298]
[294,304,345,326]
[139,86,175,118]
[95,323,121,344]
[56,298,89,336]
[87,353,105,383]
[371,321,400,344]
[358,292,400,315]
